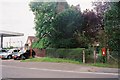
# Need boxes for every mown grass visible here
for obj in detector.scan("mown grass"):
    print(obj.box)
[21,57,119,68]
[21,57,81,64]
[85,63,119,68]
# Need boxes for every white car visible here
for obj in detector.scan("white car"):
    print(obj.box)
[12,49,25,60]
[0,49,8,59]
[0,49,20,59]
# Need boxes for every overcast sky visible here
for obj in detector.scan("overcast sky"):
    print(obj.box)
[0,0,94,48]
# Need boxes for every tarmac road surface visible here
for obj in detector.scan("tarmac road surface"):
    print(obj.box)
[0,59,119,78]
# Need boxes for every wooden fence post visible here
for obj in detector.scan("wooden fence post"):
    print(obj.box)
[94,48,96,64]
[107,48,110,63]
[83,49,85,63]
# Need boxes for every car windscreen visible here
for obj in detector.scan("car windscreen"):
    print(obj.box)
[8,49,13,53]
[8,49,19,53]
[13,50,20,52]
[19,50,26,53]
[0,50,7,53]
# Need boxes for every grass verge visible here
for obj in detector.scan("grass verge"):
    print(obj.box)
[21,57,119,68]
[85,63,119,68]
[21,57,81,64]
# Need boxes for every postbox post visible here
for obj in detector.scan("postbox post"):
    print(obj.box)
[102,48,106,63]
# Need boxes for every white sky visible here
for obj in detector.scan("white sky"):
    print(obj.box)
[67,0,94,11]
[0,0,94,48]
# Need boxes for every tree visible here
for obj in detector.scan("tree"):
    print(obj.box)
[92,1,110,15]
[104,2,120,52]
[91,1,120,61]
[92,1,111,48]
[82,9,102,45]
[29,2,69,48]
[50,7,83,48]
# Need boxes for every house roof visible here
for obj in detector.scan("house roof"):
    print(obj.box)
[26,36,38,44]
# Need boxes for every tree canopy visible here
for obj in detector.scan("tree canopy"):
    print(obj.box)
[50,8,83,48]
[30,2,77,48]
[104,2,120,51]
[29,1,120,52]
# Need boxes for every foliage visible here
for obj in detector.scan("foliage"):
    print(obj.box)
[30,1,85,48]
[92,2,120,63]
[32,38,49,49]
[92,1,111,15]
[104,2,120,52]
[46,48,92,62]
[74,31,90,48]
[50,8,83,48]
[32,42,37,48]
[29,2,70,48]
[97,30,107,48]
[82,9,102,44]
[92,2,111,48]
[29,2,57,38]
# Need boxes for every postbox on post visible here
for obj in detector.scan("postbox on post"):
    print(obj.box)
[102,48,106,56]
[102,48,106,63]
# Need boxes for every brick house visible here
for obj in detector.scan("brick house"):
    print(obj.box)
[25,36,45,57]
[25,36,38,50]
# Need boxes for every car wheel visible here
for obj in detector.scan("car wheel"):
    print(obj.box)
[21,55,25,60]
[7,55,12,59]
[32,55,35,58]
[14,58,17,60]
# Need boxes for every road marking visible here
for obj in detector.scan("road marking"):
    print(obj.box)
[2,65,119,76]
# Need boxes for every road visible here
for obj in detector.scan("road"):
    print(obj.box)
[0,59,119,79]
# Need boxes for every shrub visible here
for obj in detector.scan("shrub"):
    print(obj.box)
[46,48,93,62]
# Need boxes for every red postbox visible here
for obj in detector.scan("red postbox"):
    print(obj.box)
[102,48,106,56]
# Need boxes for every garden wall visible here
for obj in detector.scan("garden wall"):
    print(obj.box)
[33,48,46,57]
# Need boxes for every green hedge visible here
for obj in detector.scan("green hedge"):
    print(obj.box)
[46,48,93,62]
